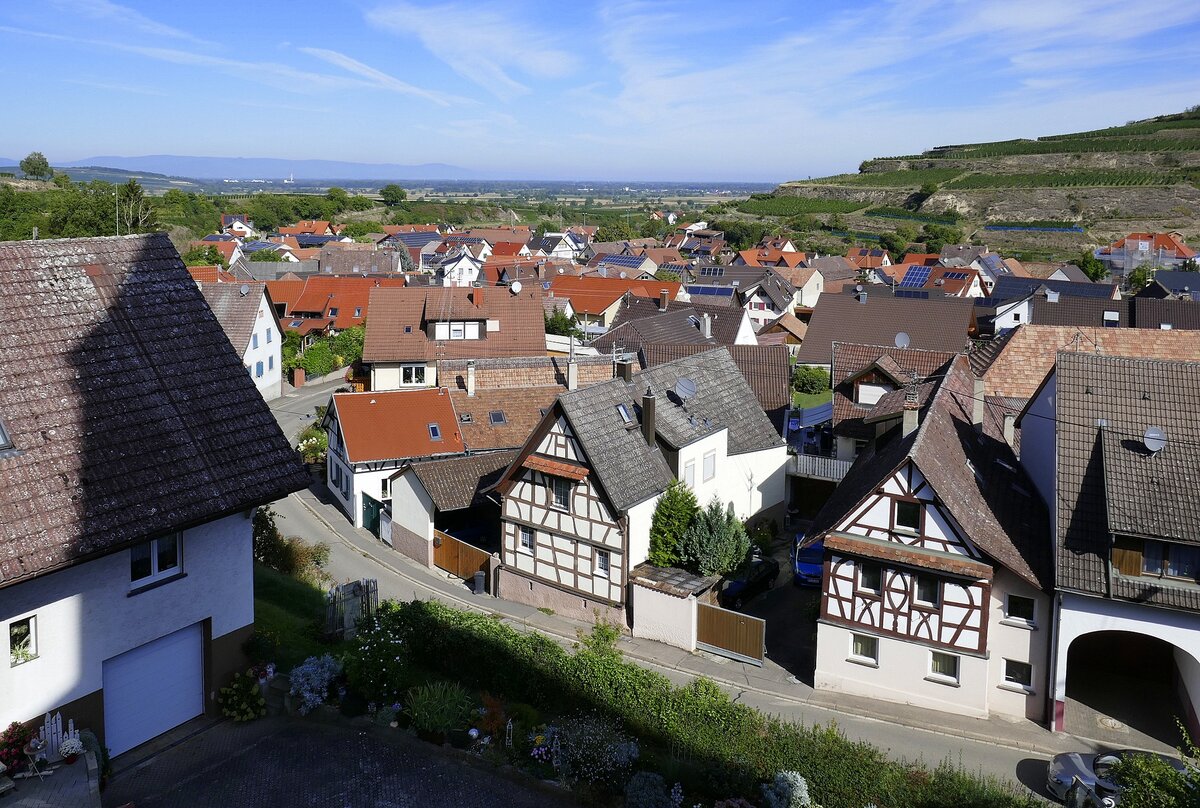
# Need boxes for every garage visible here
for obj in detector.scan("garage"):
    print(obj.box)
[102,623,205,756]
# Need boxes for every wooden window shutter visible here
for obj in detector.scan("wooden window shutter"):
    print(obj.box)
[1112,535,1143,577]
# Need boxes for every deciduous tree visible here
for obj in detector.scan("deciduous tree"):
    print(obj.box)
[19,151,50,181]
[380,184,408,207]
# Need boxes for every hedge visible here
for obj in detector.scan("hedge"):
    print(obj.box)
[354,600,1038,808]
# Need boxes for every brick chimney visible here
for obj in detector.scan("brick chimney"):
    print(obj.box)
[641,388,656,448]
[474,286,484,307]
[616,359,634,383]
[659,289,669,311]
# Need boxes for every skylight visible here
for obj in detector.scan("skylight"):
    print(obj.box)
[0,418,12,451]
[616,403,633,425]
[428,423,442,441]
[489,411,507,426]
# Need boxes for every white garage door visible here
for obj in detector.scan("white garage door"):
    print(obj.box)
[102,623,204,756]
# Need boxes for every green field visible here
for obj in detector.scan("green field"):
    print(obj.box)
[737,195,868,216]
[865,206,961,224]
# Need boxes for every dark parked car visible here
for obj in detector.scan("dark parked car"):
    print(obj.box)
[792,537,824,587]
[1046,748,1187,803]
[719,555,780,609]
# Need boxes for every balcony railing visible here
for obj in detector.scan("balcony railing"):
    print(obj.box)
[788,452,853,482]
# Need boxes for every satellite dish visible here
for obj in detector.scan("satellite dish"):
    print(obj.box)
[557,267,565,274]
[855,284,864,293]
[895,332,911,348]
[239,283,250,297]
[675,377,697,401]
[1144,427,1167,454]
[619,271,627,279]
[510,281,522,295]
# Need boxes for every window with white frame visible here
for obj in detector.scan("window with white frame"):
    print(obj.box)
[683,461,695,488]
[519,525,534,552]
[131,532,183,587]
[9,615,36,666]
[1004,594,1036,626]
[596,549,611,577]
[702,450,716,481]
[1003,659,1033,691]
[929,651,960,684]
[849,633,877,664]
[551,477,571,509]
[401,364,426,385]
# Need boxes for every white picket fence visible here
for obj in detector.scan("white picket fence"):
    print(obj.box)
[37,712,80,763]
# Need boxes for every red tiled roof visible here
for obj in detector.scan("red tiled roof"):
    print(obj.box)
[549,276,680,316]
[738,248,807,268]
[286,276,408,329]
[187,265,237,284]
[1105,232,1196,258]
[332,389,464,463]
[190,240,237,264]
[900,253,940,267]
[845,248,892,269]
[279,220,332,236]
[490,241,527,257]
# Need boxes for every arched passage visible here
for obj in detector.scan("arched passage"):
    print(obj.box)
[1064,630,1197,748]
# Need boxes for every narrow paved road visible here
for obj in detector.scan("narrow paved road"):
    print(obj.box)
[269,376,345,443]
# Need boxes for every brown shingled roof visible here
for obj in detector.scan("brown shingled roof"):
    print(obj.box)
[449,387,563,451]
[796,292,974,365]
[0,234,308,588]
[197,281,272,355]
[404,450,516,511]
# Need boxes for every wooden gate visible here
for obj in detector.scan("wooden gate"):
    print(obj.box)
[433,530,491,589]
[696,602,765,665]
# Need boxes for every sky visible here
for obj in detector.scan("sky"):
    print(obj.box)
[2,0,1199,182]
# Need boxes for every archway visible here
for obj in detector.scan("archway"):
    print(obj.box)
[1064,630,1194,749]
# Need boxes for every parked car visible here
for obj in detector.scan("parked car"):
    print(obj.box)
[792,536,824,587]
[1046,748,1187,803]
[719,555,780,609]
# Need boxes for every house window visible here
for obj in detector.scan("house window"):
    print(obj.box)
[1012,312,1021,322]
[915,573,939,606]
[9,616,36,666]
[252,333,259,349]
[859,562,882,594]
[596,549,611,577]
[1005,594,1036,625]
[616,403,633,426]
[0,418,12,451]
[1143,540,1200,581]
[929,651,960,684]
[255,361,264,378]
[856,383,891,406]
[1003,659,1033,691]
[268,356,274,370]
[266,328,272,343]
[428,423,442,441]
[401,364,426,385]
[354,307,362,317]
[327,307,339,318]
[131,532,182,587]
[519,525,534,552]
[381,478,390,499]
[703,450,716,481]
[451,322,465,340]
[894,500,921,533]
[1161,323,1174,330]
[551,477,571,510]
[683,461,695,488]
[849,633,878,664]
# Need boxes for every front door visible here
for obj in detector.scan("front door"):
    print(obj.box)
[362,493,382,537]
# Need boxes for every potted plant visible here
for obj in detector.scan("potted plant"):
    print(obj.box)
[58,737,84,765]
[404,681,473,746]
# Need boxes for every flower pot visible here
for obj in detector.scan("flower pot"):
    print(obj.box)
[63,754,78,765]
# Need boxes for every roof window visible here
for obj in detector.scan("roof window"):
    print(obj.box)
[328,307,339,317]
[354,307,362,317]
[0,418,12,451]
[459,413,473,423]
[616,403,634,427]
[428,423,442,441]
[489,411,507,426]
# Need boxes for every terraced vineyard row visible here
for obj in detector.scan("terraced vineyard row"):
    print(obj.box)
[1039,116,1200,140]
[932,136,1200,158]
[944,171,1180,189]
[737,196,867,215]
[808,167,963,187]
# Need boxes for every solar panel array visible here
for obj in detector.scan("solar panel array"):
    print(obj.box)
[698,266,724,277]
[894,289,931,300]
[685,285,735,297]
[899,265,932,288]
[596,254,647,269]
[941,271,969,280]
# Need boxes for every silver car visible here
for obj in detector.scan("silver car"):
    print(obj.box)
[1046,748,1186,803]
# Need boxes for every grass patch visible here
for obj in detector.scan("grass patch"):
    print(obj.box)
[866,206,961,224]
[793,390,832,409]
[253,563,337,670]
[738,195,867,216]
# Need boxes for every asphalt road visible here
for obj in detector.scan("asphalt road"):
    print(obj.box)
[269,376,345,443]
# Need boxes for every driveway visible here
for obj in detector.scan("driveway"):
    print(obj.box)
[102,717,573,808]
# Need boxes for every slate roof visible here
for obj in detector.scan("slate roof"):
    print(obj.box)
[592,295,749,354]
[1050,353,1200,609]
[406,450,516,512]
[1031,296,1129,327]
[830,343,958,440]
[808,355,1050,590]
[362,286,547,363]
[197,281,273,355]
[318,249,404,276]
[974,324,1200,399]
[989,276,1118,302]
[330,389,464,463]
[1132,298,1200,330]
[545,349,782,512]
[0,234,308,587]
[1147,270,1200,296]
[803,256,859,282]
[796,291,975,365]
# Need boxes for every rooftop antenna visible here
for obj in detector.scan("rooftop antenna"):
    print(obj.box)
[895,331,911,349]
[1143,426,1167,455]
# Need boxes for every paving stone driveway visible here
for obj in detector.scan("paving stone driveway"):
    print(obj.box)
[103,717,574,808]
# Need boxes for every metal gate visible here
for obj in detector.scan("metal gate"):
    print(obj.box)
[433,530,491,589]
[696,602,765,665]
[361,493,383,537]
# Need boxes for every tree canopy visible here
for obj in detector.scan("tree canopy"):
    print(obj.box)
[380,184,408,207]
[19,152,51,181]
[1076,250,1109,281]
[649,480,699,567]
[679,497,751,576]
[544,307,583,340]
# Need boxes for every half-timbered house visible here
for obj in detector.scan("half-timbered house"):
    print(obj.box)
[493,349,788,621]
[806,354,1051,721]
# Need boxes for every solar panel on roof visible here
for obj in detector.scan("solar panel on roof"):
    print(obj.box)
[899,266,932,288]
[598,254,645,269]
[942,271,969,280]
[894,288,931,299]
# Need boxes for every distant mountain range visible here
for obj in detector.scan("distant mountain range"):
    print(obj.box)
[48,155,480,181]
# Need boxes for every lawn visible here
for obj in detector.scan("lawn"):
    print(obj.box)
[793,390,833,409]
[253,563,338,670]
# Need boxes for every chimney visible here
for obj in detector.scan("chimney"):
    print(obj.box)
[700,312,712,339]
[641,388,657,448]
[858,290,868,304]
[972,378,985,432]
[1002,412,1016,448]
[467,360,476,397]
[567,358,579,391]
[902,378,920,437]
[474,286,484,307]
[616,359,634,383]
[659,288,669,311]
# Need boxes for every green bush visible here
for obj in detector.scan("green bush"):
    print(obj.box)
[405,681,474,734]
[298,341,336,377]
[679,497,751,576]
[252,506,330,585]
[792,365,830,395]
[345,611,411,703]
[218,670,267,722]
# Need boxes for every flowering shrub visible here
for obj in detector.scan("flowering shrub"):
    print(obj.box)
[528,724,558,766]
[58,737,84,758]
[625,771,672,808]
[556,712,639,793]
[219,669,268,722]
[761,771,812,808]
[289,654,342,715]
[0,722,33,773]
[344,613,408,703]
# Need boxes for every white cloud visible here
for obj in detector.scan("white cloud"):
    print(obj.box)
[298,48,454,105]
[366,1,578,99]
[47,0,211,45]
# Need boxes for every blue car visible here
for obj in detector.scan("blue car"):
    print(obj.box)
[792,537,824,587]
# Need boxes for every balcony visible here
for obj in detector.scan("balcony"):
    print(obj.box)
[788,452,852,482]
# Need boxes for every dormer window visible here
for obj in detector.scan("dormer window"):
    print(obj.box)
[328,307,339,317]
[1103,310,1119,327]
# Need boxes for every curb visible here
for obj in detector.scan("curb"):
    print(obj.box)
[292,491,1072,759]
